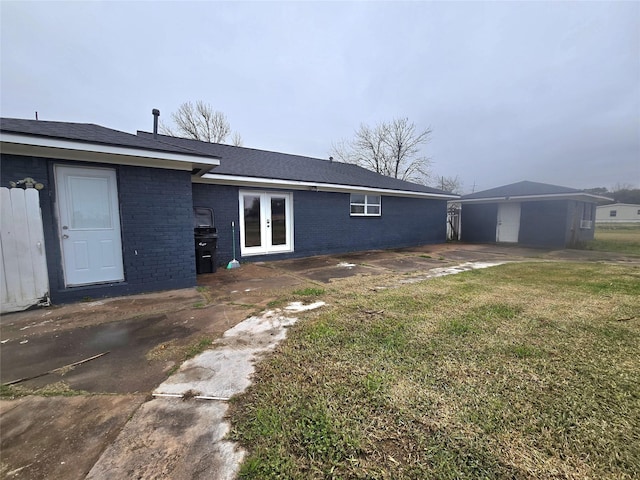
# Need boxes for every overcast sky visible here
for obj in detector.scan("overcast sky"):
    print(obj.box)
[2,1,638,193]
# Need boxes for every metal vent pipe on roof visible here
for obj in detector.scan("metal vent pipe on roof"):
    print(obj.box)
[152,108,160,139]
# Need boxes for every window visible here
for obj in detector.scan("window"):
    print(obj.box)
[350,194,381,216]
[610,210,617,217]
[580,203,594,229]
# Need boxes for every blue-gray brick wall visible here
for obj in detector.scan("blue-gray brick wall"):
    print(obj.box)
[192,184,447,265]
[118,166,195,293]
[1,154,195,304]
[294,191,447,256]
[192,183,239,267]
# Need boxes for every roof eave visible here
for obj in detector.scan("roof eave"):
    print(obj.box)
[1,132,220,174]
[596,202,639,207]
[196,173,459,199]
[458,192,613,203]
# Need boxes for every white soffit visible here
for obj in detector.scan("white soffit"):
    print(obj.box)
[195,173,459,199]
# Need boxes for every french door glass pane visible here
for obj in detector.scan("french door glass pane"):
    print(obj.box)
[243,195,261,247]
[271,197,286,246]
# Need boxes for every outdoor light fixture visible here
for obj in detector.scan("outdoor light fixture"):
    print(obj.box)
[9,177,44,190]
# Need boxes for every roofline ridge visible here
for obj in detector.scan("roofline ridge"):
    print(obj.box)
[137,130,334,163]
[1,116,95,128]
[136,130,452,194]
[1,118,217,159]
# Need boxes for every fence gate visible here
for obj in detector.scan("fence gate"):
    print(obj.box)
[1,187,50,313]
[447,203,461,241]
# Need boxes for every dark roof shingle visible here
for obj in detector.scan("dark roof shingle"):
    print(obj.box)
[137,131,454,196]
[459,181,612,202]
[461,181,584,200]
[1,118,217,159]
[1,117,456,196]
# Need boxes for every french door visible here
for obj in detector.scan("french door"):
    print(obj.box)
[239,191,293,256]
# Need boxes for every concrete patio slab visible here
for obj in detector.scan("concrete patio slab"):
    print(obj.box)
[88,302,325,479]
[154,302,324,400]
[86,398,242,480]
[302,263,388,283]
[370,255,447,272]
[0,395,144,480]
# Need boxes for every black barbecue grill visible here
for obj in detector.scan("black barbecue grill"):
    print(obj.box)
[193,207,218,274]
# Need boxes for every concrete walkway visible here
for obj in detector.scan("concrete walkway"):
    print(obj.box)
[86,301,326,479]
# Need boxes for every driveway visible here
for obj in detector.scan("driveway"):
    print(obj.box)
[1,243,638,479]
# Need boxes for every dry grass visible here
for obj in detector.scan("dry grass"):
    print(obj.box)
[229,262,640,479]
[1,381,88,398]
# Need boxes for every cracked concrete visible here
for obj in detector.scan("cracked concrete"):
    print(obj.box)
[88,301,326,479]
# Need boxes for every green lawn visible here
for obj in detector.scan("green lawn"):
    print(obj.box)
[229,262,640,479]
[587,224,640,255]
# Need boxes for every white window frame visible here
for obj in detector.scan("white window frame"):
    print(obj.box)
[580,203,594,229]
[350,194,381,217]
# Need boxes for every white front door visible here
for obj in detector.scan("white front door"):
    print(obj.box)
[55,165,124,286]
[239,191,293,256]
[496,203,521,243]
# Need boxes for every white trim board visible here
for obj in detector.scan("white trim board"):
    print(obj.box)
[1,133,220,173]
[458,193,611,203]
[195,173,459,200]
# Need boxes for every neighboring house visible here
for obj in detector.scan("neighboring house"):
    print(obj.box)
[458,181,611,248]
[1,117,456,309]
[596,203,640,223]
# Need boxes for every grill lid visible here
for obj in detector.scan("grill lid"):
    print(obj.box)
[194,207,214,229]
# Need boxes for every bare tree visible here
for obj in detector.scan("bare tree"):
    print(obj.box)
[331,118,433,184]
[160,101,241,144]
[231,131,244,147]
[340,123,390,175]
[386,118,432,182]
[437,175,463,194]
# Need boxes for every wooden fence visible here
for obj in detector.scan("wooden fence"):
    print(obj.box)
[1,187,50,313]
